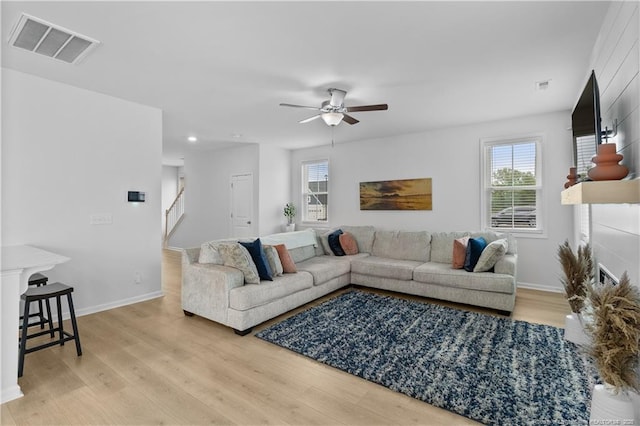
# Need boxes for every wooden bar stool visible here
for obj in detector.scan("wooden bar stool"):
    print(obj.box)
[20,273,54,336]
[18,282,82,377]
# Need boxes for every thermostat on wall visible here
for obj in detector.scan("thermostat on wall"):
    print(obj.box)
[128,191,145,202]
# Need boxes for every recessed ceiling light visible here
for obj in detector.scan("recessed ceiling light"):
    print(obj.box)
[187,136,197,142]
[231,133,243,139]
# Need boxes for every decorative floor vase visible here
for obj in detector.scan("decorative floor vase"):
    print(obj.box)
[589,384,635,423]
[563,313,591,346]
[588,143,629,181]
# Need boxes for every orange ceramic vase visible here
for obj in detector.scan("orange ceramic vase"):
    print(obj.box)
[587,144,628,181]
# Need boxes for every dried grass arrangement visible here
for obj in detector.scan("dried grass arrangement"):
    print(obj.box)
[587,272,640,393]
[557,240,594,313]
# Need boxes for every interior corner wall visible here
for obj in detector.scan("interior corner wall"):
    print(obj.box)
[291,111,573,291]
[587,1,640,287]
[168,144,259,248]
[259,145,291,235]
[1,68,163,314]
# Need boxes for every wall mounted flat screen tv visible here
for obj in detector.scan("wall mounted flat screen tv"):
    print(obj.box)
[571,70,602,178]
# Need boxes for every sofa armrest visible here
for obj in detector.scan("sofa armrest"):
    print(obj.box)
[182,247,200,265]
[494,253,517,277]
[182,263,244,323]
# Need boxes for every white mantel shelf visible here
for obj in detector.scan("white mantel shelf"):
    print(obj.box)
[561,179,640,205]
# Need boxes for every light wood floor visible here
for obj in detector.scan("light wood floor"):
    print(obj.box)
[1,249,571,425]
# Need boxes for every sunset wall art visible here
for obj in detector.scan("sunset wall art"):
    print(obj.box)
[359,178,432,210]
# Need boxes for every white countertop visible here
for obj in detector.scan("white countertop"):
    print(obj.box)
[1,245,70,272]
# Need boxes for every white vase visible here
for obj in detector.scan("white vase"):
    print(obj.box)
[590,384,636,423]
[284,223,295,232]
[563,313,591,346]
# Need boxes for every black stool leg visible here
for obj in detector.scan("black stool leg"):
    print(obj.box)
[37,299,45,329]
[56,295,64,346]
[18,301,31,377]
[66,293,82,356]
[45,298,54,338]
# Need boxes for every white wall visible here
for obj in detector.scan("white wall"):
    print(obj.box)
[588,1,640,288]
[162,165,179,233]
[259,145,291,235]
[169,144,260,248]
[291,111,573,291]
[1,69,163,315]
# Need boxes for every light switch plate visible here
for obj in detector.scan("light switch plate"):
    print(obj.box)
[90,213,112,225]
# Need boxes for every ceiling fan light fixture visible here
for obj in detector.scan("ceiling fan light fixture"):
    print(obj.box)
[322,112,343,126]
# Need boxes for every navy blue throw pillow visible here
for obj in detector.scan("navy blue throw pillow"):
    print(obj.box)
[239,238,273,281]
[328,229,346,256]
[464,237,487,272]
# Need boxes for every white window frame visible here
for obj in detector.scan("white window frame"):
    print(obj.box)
[301,159,329,224]
[480,135,544,236]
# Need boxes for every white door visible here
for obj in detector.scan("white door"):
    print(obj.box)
[230,173,254,238]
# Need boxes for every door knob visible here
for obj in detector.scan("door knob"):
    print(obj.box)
[247,221,251,224]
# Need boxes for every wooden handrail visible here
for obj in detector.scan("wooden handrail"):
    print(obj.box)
[166,187,185,215]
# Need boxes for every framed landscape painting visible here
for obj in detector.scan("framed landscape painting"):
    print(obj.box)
[360,178,432,210]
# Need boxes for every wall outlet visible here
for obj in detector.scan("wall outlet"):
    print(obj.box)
[134,271,142,284]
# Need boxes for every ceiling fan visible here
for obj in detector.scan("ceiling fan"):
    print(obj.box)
[280,88,388,126]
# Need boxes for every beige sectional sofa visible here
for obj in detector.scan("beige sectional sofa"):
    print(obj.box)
[182,226,517,335]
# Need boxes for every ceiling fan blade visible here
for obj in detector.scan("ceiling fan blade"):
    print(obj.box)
[342,114,359,125]
[280,103,321,111]
[345,104,389,112]
[299,114,322,124]
[329,88,347,107]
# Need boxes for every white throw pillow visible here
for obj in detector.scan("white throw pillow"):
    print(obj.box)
[473,239,508,272]
[198,239,237,264]
[263,245,284,276]
[218,243,260,284]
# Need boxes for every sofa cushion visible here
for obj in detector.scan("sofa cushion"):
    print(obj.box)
[218,243,261,284]
[288,245,317,263]
[319,228,339,256]
[296,256,351,285]
[413,262,514,294]
[452,236,469,269]
[430,232,470,263]
[239,239,273,281]
[263,245,283,276]
[229,272,314,311]
[339,232,359,255]
[274,244,297,273]
[351,256,423,281]
[372,230,431,262]
[198,239,237,264]
[474,239,508,272]
[471,231,516,255]
[464,237,487,272]
[328,229,346,256]
[340,225,376,253]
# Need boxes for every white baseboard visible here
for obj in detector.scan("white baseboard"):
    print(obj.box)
[0,384,24,404]
[54,290,164,321]
[517,281,564,293]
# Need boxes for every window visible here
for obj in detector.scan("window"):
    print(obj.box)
[482,136,542,233]
[302,160,328,222]
[575,135,597,179]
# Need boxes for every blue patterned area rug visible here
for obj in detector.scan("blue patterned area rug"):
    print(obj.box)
[256,290,599,425]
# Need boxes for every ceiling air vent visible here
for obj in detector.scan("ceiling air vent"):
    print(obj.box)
[8,13,100,64]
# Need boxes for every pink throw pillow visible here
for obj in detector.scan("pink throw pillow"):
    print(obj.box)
[452,236,469,269]
[339,232,359,255]
[274,244,297,273]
